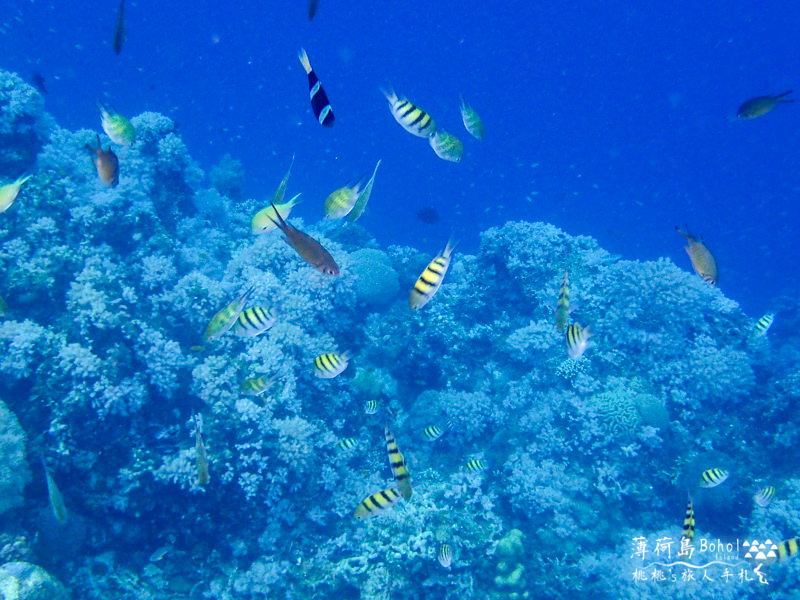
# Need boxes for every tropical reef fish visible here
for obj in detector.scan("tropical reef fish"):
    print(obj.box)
[148,545,173,562]
[41,457,67,524]
[194,414,209,486]
[753,486,775,508]
[385,427,412,501]
[773,538,800,563]
[459,94,484,140]
[422,422,450,441]
[438,543,453,568]
[30,71,47,94]
[0,174,32,214]
[555,271,570,333]
[308,0,319,19]
[737,91,793,119]
[251,193,301,235]
[753,313,774,338]
[324,183,361,220]
[113,0,125,55]
[87,135,119,187]
[298,48,334,127]
[409,239,456,310]
[675,226,717,285]
[354,487,402,518]
[429,128,464,163]
[349,159,381,222]
[465,458,487,472]
[203,286,254,341]
[240,376,273,396]
[99,103,135,146]
[382,89,436,138]
[267,201,339,275]
[699,468,728,488]
[566,323,593,359]
[364,399,379,415]
[234,306,277,337]
[678,496,695,559]
[314,352,350,378]
[336,437,358,450]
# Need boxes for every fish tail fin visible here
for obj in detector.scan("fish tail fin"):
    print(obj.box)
[443,237,459,258]
[776,90,793,99]
[298,48,312,73]
[286,192,303,208]
[380,86,396,103]
[16,174,32,186]
[674,225,694,241]
[458,93,468,109]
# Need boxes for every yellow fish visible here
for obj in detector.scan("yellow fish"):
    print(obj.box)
[699,468,728,488]
[349,159,381,222]
[675,226,717,285]
[429,128,464,163]
[251,193,301,235]
[233,306,277,337]
[354,487,401,518]
[382,88,437,138]
[314,352,350,378]
[99,102,135,145]
[0,174,31,214]
[459,94,484,140]
[409,240,456,310]
[324,184,361,220]
[203,286,254,341]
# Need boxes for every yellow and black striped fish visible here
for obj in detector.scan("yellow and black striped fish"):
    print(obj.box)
[385,427,412,501]
[753,486,775,507]
[423,424,445,441]
[364,399,379,415]
[753,313,775,338]
[382,88,436,138]
[776,538,800,562]
[465,458,487,472]
[699,468,728,488]
[314,352,350,378]
[555,271,570,333]
[678,496,695,558]
[409,240,456,310]
[437,543,453,568]
[354,487,401,518]
[234,306,277,337]
[299,48,334,127]
[336,437,358,450]
[429,128,464,163]
[566,323,593,359]
[240,376,273,396]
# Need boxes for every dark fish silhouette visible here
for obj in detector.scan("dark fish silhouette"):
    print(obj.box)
[298,48,334,127]
[737,91,793,119]
[31,71,47,94]
[308,0,319,20]
[416,207,439,224]
[113,0,125,55]
[267,201,339,275]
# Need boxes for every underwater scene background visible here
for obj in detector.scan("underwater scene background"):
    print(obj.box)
[1,2,799,599]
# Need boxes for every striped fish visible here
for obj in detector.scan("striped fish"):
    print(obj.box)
[354,487,401,518]
[240,376,273,396]
[385,427,412,501]
[566,323,593,359]
[678,496,695,558]
[234,306,277,337]
[459,94,484,140]
[314,352,350,378]
[699,468,728,488]
[364,399,379,415]
[437,543,453,568]
[753,486,775,507]
[465,458,487,472]
[776,538,800,562]
[41,457,67,524]
[382,88,436,138]
[324,184,360,220]
[555,271,570,332]
[336,437,358,450]
[203,286,254,341]
[422,422,450,441]
[429,128,464,163]
[753,313,775,338]
[299,48,334,127]
[409,240,456,310]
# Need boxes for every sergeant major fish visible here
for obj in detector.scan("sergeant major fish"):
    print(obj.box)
[234,306,277,337]
[385,427,412,501]
[314,352,350,378]
[409,239,456,310]
[566,323,593,359]
[699,468,728,488]
[382,88,437,138]
[266,201,339,275]
[675,226,717,285]
[354,487,401,518]
[429,128,464,163]
[555,271,570,333]
[459,94,484,140]
[299,48,334,127]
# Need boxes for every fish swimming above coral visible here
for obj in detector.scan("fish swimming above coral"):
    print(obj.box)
[385,427,412,501]
[324,182,362,220]
[429,128,464,163]
[252,157,301,234]
[349,159,381,222]
[266,201,339,275]
[99,102,135,145]
[555,271,570,333]
[87,135,119,187]
[699,468,728,488]
[314,351,350,378]
[675,226,717,285]
[298,48,334,127]
[382,88,437,138]
[203,286,254,341]
[40,456,67,524]
[409,239,456,309]
[113,0,125,55]
[737,91,793,119]
[0,174,32,214]
[459,94,484,140]
[678,496,695,559]
[753,486,775,507]
[194,414,209,486]
[566,323,593,359]
[752,313,775,338]
[354,487,402,518]
[233,306,277,337]
[240,376,273,396]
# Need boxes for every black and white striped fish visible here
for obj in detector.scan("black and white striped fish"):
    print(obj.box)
[299,48,334,127]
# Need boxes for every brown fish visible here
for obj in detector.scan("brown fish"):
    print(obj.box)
[676,226,717,285]
[267,201,339,275]
[308,0,319,19]
[88,134,119,187]
[737,91,793,119]
[113,0,125,55]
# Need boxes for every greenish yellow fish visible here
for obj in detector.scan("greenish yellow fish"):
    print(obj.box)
[737,91,793,119]
[324,183,361,220]
[459,94,484,140]
[41,456,67,524]
[354,487,401,519]
[0,174,32,214]
[203,286,254,341]
[240,376,273,396]
[99,102,135,145]
[251,193,302,235]
[429,128,464,163]
[349,159,381,222]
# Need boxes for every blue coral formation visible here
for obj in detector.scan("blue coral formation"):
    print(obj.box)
[1,69,799,600]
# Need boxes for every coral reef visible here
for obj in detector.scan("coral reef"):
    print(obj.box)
[0,400,29,515]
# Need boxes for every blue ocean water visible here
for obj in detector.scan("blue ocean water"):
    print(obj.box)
[1,2,800,599]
